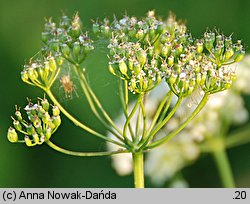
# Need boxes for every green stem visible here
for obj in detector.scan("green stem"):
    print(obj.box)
[132,152,144,188]
[212,148,235,187]
[45,89,125,147]
[123,94,143,144]
[73,66,124,142]
[119,80,135,140]
[78,68,123,136]
[146,93,209,150]
[139,96,183,149]
[140,100,147,140]
[145,91,172,138]
[46,140,128,156]
[225,125,250,149]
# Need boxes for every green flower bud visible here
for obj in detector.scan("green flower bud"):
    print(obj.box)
[204,38,213,51]
[50,39,60,52]
[37,105,46,118]
[44,61,50,75]
[156,23,164,34]
[41,32,50,43]
[136,49,147,66]
[28,68,38,81]
[101,25,110,36]
[45,127,52,139]
[60,44,70,57]
[160,32,171,43]
[24,136,33,147]
[7,127,18,143]
[196,41,203,53]
[41,99,50,111]
[128,58,134,70]
[108,63,115,75]
[187,86,194,95]
[92,23,100,34]
[169,73,177,85]
[42,112,50,124]
[34,121,42,134]
[225,36,232,47]
[136,29,144,40]
[13,120,22,131]
[224,47,234,60]
[21,70,29,82]
[214,45,224,57]
[55,55,64,66]
[52,106,60,116]
[61,15,71,28]
[119,60,128,76]
[32,133,40,144]
[73,42,81,57]
[234,50,245,62]
[161,42,171,57]
[168,55,174,66]
[48,56,57,72]
[15,111,22,121]
[26,124,36,135]
[133,61,141,75]
[196,73,202,85]
[52,115,61,127]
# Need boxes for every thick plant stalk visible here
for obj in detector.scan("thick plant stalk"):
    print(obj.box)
[212,148,235,188]
[132,152,144,188]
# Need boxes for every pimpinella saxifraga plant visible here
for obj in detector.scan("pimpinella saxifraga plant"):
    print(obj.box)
[7,11,245,188]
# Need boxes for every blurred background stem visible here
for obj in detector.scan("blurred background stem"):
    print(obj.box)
[212,147,235,187]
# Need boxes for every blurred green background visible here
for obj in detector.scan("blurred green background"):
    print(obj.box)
[0,0,250,187]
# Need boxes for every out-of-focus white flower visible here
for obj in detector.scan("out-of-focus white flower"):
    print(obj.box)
[107,55,250,186]
[233,55,250,94]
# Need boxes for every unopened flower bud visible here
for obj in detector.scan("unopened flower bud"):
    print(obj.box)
[204,38,213,51]
[168,55,174,66]
[136,49,147,66]
[224,47,234,60]
[225,36,232,47]
[73,42,81,57]
[7,127,18,143]
[136,29,144,40]
[13,120,22,131]
[41,99,49,111]
[52,106,60,116]
[32,133,40,144]
[160,32,171,43]
[52,115,61,127]
[26,124,36,135]
[41,32,50,43]
[108,63,115,75]
[24,136,33,147]
[48,56,57,72]
[28,68,38,81]
[234,50,245,62]
[196,41,203,53]
[45,127,52,139]
[34,121,42,134]
[15,111,22,121]
[92,23,100,34]
[60,44,70,57]
[42,112,50,124]
[21,70,29,82]
[119,60,128,76]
